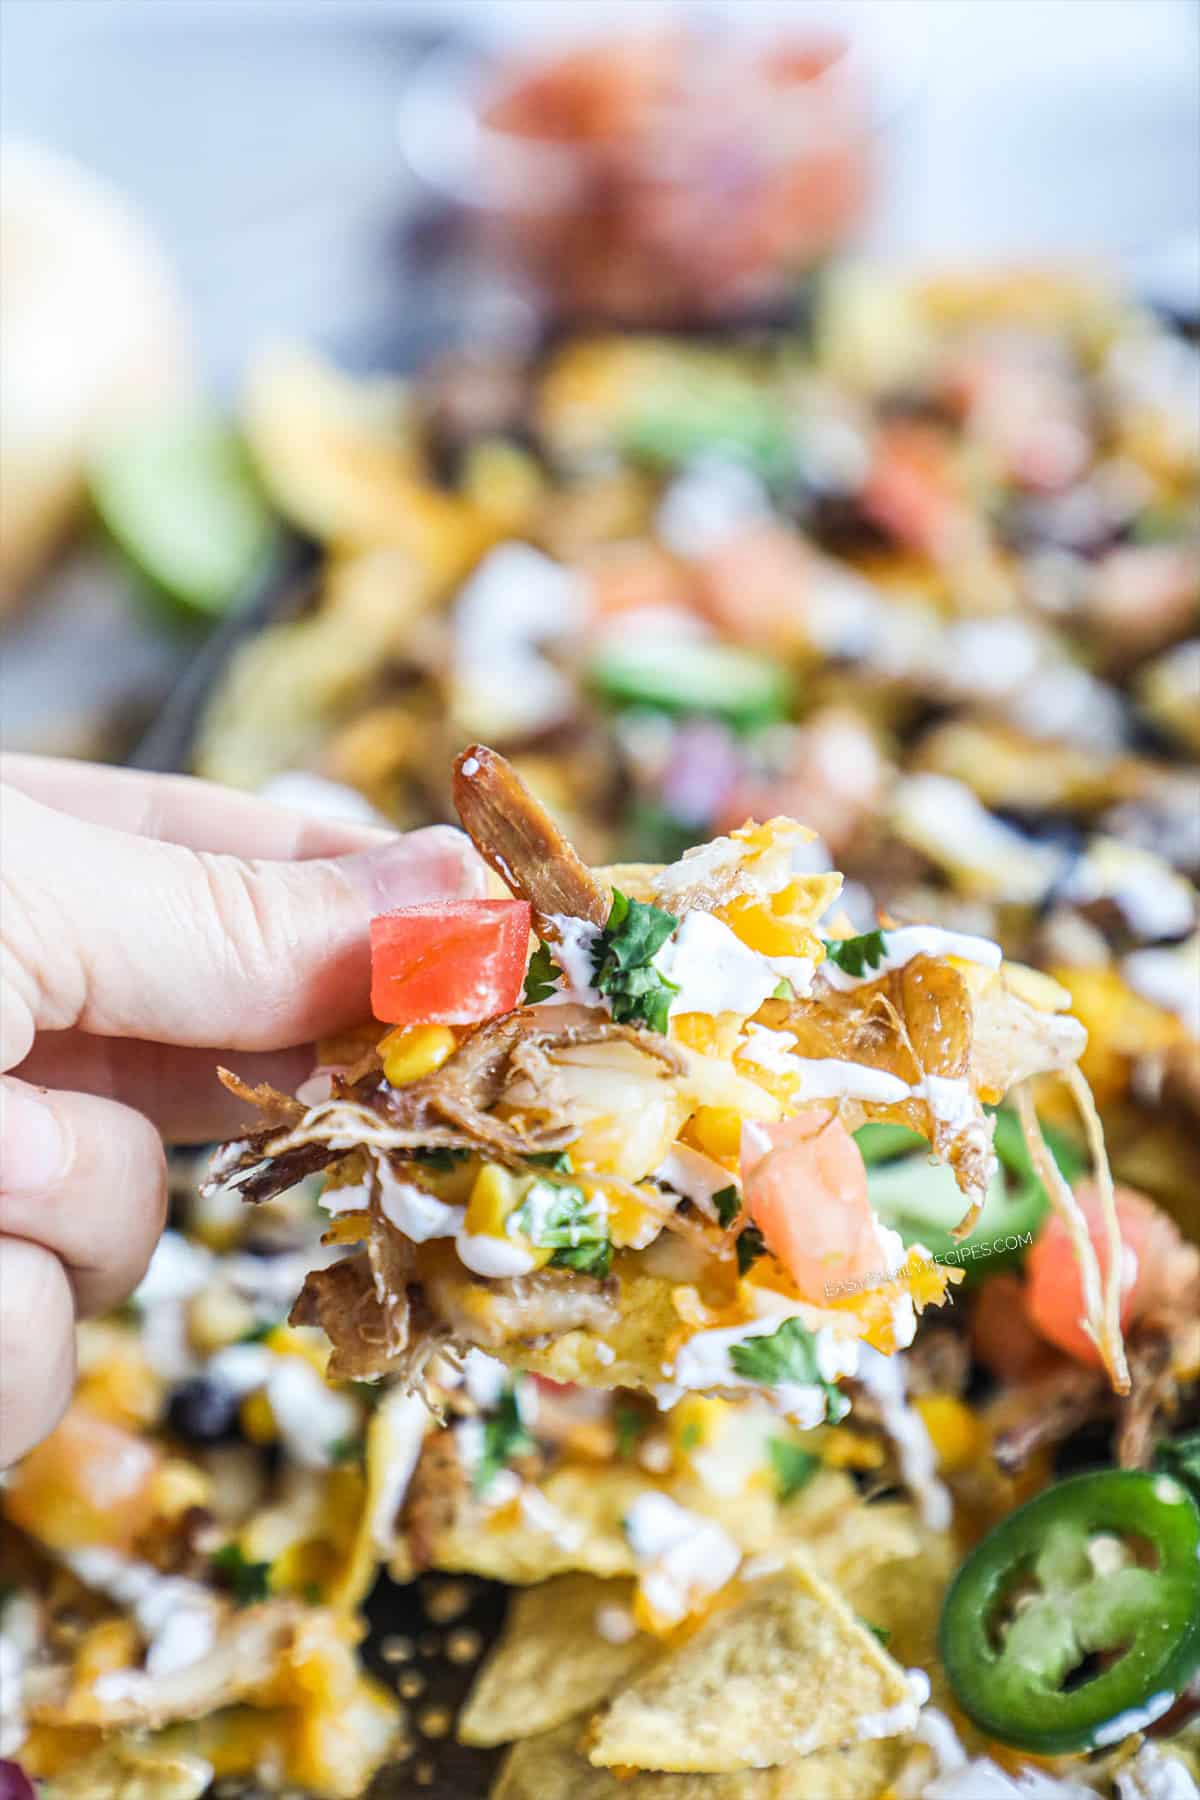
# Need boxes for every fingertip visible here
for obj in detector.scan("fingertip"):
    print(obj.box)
[0,1239,75,1466]
[339,824,488,912]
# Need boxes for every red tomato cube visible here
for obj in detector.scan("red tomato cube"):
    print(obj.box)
[370,900,532,1026]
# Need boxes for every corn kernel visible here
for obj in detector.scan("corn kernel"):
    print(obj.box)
[150,1458,213,1519]
[188,1284,257,1355]
[464,1163,524,1238]
[72,1618,140,1687]
[669,1395,723,1454]
[381,1024,457,1088]
[241,1390,277,1445]
[608,1185,662,1250]
[915,1393,984,1473]
[684,1107,743,1162]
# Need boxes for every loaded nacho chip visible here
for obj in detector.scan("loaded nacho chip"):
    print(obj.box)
[210,745,1126,1418]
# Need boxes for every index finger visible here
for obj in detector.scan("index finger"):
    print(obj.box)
[0,756,390,861]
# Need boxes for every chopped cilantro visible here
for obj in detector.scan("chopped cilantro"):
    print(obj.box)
[863,1620,892,1648]
[712,1184,741,1228]
[523,941,563,1004]
[1155,1430,1200,1498]
[474,1383,536,1495]
[736,1223,767,1274]
[551,1239,613,1278]
[327,1434,363,1465]
[211,1543,272,1607]
[409,1147,471,1172]
[510,1180,612,1279]
[526,1150,574,1174]
[728,1317,850,1423]
[678,1420,704,1452]
[237,1320,276,1345]
[615,1404,648,1460]
[771,977,795,1000]
[590,890,679,1034]
[767,1437,819,1502]
[822,929,888,980]
[302,1581,323,1605]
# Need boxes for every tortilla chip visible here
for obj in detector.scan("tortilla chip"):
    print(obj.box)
[493,1717,908,1800]
[460,1575,656,1746]
[837,1543,957,1674]
[39,1738,214,1800]
[791,1496,926,1594]
[588,1554,916,1772]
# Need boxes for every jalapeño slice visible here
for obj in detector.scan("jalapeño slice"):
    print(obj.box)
[940,1469,1200,1755]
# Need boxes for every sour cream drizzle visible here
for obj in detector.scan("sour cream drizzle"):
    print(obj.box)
[819,925,1002,993]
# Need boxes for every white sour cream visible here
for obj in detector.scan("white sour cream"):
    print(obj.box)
[542,914,604,1006]
[855,1346,952,1533]
[623,1493,741,1625]
[652,1144,739,1219]
[456,1233,538,1278]
[653,909,781,1019]
[819,924,1003,993]
[379,1176,465,1243]
[665,1315,858,1426]
[66,1550,219,1679]
[1123,936,1200,1039]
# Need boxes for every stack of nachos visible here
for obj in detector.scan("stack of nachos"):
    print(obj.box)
[3,747,1197,1799]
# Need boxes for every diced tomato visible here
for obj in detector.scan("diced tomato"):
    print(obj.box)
[741,1112,880,1303]
[370,900,531,1027]
[1023,1181,1191,1368]
[860,423,966,561]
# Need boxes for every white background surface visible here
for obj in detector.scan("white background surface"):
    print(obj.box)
[1,0,1196,757]
[4,0,1198,381]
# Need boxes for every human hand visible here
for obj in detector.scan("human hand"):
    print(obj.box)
[0,757,484,1464]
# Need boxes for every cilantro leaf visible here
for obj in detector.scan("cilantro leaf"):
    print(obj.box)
[526,1150,574,1174]
[238,1320,276,1345]
[864,1620,892,1648]
[327,1434,363,1465]
[409,1146,471,1173]
[822,929,888,981]
[523,941,563,1004]
[511,1180,611,1278]
[728,1317,850,1423]
[771,977,795,1000]
[474,1383,536,1494]
[614,1404,648,1460]
[767,1437,819,1502]
[678,1420,703,1451]
[591,890,680,1034]
[211,1543,272,1607]
[736,1224,767,1274]
[712,1185,741,1228]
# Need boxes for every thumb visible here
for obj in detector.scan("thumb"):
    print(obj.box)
[2,788,485,1066]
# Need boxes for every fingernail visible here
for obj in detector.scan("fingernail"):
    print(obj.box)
[339,826,488,912]
[1,1084,68,1194]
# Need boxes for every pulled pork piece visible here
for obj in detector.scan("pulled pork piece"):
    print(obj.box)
[782,954,994,1229]
[991,1363,1109,1473]
[970,982,1087,1094]
[452,742,610,932]
[1116,1329,1175,1469]
[215,1069,305,1130]
[291,1252,407,1380]
[420,1253,619,1352]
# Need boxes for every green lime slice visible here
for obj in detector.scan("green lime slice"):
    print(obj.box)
[90,411,276,620]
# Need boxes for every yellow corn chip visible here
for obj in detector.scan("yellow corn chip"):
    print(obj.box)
[588,1553,915,1773]
[460,1575,656,1746]
[493,1716,908,1800]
